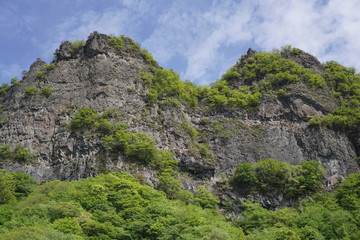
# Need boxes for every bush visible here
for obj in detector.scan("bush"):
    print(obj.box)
[140,49,157,65]
[12,146,36,163]
[204,80,261,110]
[53,217,83,234]
[233,162,257,188]
[45,63,56,71]
[193,186,219,209]
[70,108,98,131]
[0,83,10,95]
[255,158,291,191]
[109,36,124,50]
[335,173,360,210]
[41,86,52,97]
[181,120,199,140]
[70,40,85,53]
[124,132,158,164]
[0,145,36,164]
[25,86,39,97]
[10,77,20,85]
[35,71,46,79]
[0,145,11,161]
[232,159,324,198]
[0,171,36,204]
[142,68,199,108]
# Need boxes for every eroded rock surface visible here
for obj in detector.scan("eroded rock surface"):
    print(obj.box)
[0,33,358,196]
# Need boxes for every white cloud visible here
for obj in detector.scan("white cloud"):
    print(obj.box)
[10,0,360,86]
[183,1,254,83]
[39,0,160,62]
[39,8,130,60]
[0,64,22,83]
[249,0,360,69]
[142,0,255,84]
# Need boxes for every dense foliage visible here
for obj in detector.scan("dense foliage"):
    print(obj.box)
[69,108,217,201]
[232,159,324,199]
[236,172,360,239]
[200,48,359,134]
[0,145,36,164]
[0,171,358,239]
[196,49,326,111]
[309,61,360,134]
[1,38,360,239]
[0,171,242,240]
[142,67,199,108]
[109,35,158,66]
[201,80,261,110]
[237,51,325,88]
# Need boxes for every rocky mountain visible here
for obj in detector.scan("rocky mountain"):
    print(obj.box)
[0,32,359,208]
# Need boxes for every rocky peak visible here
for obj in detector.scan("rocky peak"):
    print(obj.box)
[26,58,47,78]
[0,34,358,210]
[56,32,110,60]
[83,31,111,58]
[57,41,75,60]
[281,48,325,74]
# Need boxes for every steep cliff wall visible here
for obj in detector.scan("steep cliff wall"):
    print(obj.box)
[0,33,358,194]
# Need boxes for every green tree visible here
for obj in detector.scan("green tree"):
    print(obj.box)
[70,108,98,131]
[41,86,52,97]
[193,186,219,209]
[255,158,291,192]
[25,86,39,97]
[233,162,257,189]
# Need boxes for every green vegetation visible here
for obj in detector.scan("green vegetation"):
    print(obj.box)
[0,171,242,240]
[109,35,158,66]
[103,131,158,165]
[35,71,47,80]
[24,86,39,97]
[70,40,85,53]
[238,51,325,88]
[142,67,199,108]
[0,170,36,204]
[35,63,57,80]
[69,108,217,201]
[109,35,124,50]
[309,61,360,134]
[201,80,261,110]
[0,170,358,239]
[10,78,20,86]
[199,48,327,111]
[232,159,324,198]
[24,86,53,98]
[45,63,56,71]
[235,172,360,239]
[41,86,53,97]
[0,145,36,164]
[181,120,199,140]
[0,83,10,95]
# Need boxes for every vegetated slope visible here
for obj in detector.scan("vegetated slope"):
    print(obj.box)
[0,169,358,239]
[0,32,359,208]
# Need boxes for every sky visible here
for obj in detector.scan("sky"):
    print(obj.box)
[1,0,360,85]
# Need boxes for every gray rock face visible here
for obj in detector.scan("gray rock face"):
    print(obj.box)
[281,48,325,74]
[0,32,358,195]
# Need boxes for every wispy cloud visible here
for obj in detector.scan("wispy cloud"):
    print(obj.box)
[2,0,360,85]
[144,0,360,84]
[0,64,22,83]
[249,0,360,68]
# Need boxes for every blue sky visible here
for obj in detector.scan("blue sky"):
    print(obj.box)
[1,0,360,85]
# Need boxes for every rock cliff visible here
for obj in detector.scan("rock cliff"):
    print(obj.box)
[0,32,358,201]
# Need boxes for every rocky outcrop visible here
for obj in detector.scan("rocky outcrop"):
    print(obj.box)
[0,32,358,196]
[281,48,325,74]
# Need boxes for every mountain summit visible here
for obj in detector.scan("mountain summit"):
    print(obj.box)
[0,32,359,206]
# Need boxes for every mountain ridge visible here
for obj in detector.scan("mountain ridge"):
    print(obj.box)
[0,32,359,209]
